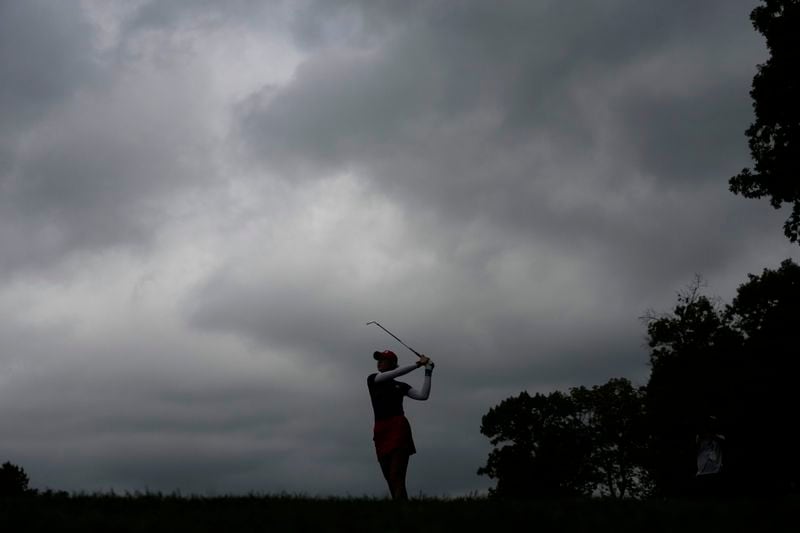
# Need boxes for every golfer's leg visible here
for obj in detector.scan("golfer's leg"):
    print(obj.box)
[390,452,410,501]
[379,455,393,495]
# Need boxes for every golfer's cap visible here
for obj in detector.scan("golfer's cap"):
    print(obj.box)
[373,350,398,361]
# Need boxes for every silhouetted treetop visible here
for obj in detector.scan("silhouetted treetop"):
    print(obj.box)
[0,462,35,498]
[729,0,800,242]
[727,258,800,338]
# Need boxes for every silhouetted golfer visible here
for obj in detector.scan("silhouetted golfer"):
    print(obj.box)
[367,350,434,500]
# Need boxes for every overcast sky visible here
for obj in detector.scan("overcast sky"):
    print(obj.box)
[1,0,797,497]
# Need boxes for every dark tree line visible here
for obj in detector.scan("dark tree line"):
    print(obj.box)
[479,260,800,498]
[478,379,650,499]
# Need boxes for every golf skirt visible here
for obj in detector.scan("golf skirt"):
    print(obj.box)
[373,415,416,459]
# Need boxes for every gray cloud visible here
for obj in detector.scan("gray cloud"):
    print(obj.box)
[0,2,102,271]
[236,0,765,244]
[234,0,783,298]
[0,2,98,131]
[0,2,226,276]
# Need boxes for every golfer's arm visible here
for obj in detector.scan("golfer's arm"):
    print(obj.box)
[373,364,420,383]
[407,370,432,400]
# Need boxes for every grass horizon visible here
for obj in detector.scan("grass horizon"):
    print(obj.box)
[2,490,798,532]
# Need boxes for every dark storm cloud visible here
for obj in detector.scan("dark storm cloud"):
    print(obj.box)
[0,2,100,262]
[619,86,750,182]
[119,0,290,43]
[0,2,222,275]
[233,0,782,307]
[236,0,769,261]
[0,2,98,130]
[242,0,759,169]
[186,275,368,360]
[0,4,82,273]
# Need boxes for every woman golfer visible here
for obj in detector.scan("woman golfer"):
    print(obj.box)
[367,349,434,500]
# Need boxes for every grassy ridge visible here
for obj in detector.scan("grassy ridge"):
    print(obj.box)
[2,493,798,532]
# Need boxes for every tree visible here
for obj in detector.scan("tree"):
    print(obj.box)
[724,259,800,492]
[727,259,800,339]
[729,0,800,242]
[478,390,593,498]
[643,280,742,496]
[0,462,35,498]
[571,379,652,498]
[644,260,800,495]
[478,380,651,499]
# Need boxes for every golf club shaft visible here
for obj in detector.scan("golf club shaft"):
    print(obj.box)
[366,321,423,358]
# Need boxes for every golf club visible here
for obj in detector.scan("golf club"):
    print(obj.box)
[366,321,424,359]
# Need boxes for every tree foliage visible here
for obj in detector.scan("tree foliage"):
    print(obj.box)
[644,259,800,495]
[643,283,740,496]
[0,462,35,498]
[478,390,592,499]
[571,379,652,498]
[729,0,800,242]
[478,379,651,499]
[725,259,800,491]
